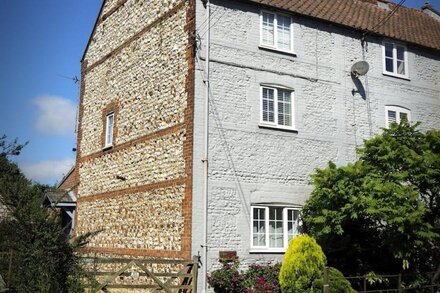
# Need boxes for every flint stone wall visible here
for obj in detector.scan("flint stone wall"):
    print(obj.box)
[76,0,192,261]
[77,185,185,251]
[81,5,188,157]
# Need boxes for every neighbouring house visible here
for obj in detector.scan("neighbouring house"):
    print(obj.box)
[74,0,440,290]
[42,167,78,236]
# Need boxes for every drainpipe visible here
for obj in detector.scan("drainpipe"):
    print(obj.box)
[202,0,210,292]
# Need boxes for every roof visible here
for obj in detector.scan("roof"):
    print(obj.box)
[247,0,440,51]
[43,189,77,207]
[57,166,77,189]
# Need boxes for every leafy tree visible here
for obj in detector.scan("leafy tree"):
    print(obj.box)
[302,123,439,277]
[0,136,89,293]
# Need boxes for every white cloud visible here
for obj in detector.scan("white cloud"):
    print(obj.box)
[34,95,77,136]
[19,158,75,184]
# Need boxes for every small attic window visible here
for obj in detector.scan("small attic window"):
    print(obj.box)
[377,1,390,10]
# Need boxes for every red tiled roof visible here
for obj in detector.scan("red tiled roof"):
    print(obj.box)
[247,0,440,51]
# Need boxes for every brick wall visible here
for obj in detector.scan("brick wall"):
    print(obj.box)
[192,0,440,277]
[58,167,79,194]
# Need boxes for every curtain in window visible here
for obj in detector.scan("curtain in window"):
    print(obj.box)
[253,208,266,246]
[262,12,274,46]
[396,46,405,75]
[277,90,292,126]
[262,88,275,123]
[269,207,284,248]
[277,15,291,50]
[287,209,299,241]
[387,110,396,125]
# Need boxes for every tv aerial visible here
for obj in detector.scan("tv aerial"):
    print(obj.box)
[57,74,80,84]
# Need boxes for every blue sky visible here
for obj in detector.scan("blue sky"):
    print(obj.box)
[0,1,101,185]
[0,0,436,185]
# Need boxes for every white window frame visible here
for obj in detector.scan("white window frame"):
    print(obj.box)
[105,112,114,148]
[260,10,294,53]
[385,105,411,128]
[259,85,295,130]
[250,206,300,252]
[382,41,409,79]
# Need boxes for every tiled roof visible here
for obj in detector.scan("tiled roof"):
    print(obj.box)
[247,0,440,51]
[43,189,76,205]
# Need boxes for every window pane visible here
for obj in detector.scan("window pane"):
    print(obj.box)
[277,90,292,126]
[253,208,266,246]
[269,207,283,248]
[388,110,396,124]
[277,15,291,50]
[400,112,408,123]
[397,60,405,75]
[396,46,405,60]
[106,114,114,145]
[287,209,299,242]
[262,88,275,123]
[385,58,393,73]
[385,43,393,58]
[262,12,274,46]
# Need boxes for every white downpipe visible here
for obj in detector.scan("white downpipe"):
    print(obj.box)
[202,1,210,292]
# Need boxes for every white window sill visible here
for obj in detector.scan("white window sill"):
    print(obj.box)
[103,145,113,151]
[258,45,296,56]
[259,123,298,133]
[382,72,410,81]
[250,248,286,254]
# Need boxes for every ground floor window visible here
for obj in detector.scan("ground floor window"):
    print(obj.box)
[385,105,411,128]
[251,206,300,252]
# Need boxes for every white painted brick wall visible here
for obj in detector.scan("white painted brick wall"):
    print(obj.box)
[192,0,440,285]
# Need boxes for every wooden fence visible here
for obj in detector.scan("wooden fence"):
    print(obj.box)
[82,255,199,293]
[323,267,439,293]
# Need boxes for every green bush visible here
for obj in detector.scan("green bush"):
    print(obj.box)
[279,234,326,292]
[314,267,356,293]
[0,136,92,293]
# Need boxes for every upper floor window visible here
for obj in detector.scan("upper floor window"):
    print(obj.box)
[105,112,114,148]
[260,11,293,52]
[383,42,408,78]
[251,206,300,252]
[260,86,294,129]
[385,105,411,128]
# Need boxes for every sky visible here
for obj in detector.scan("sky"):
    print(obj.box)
[0,1,101,185]
[0,0,437,185]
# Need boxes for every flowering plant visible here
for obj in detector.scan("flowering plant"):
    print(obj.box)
[208,259,281,293]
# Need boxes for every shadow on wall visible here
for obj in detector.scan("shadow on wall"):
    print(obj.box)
[351,74,366,100]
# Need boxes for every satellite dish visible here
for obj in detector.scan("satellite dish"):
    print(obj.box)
[351,61,370,76]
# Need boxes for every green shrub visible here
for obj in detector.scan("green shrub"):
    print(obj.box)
[279,234,326,292]
[314,267,356,293]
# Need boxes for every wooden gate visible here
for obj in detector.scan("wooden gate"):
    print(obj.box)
[82,256,199,293]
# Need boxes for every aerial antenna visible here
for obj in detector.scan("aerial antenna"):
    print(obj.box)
[57,74,80,84]
[57,74,81,140]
